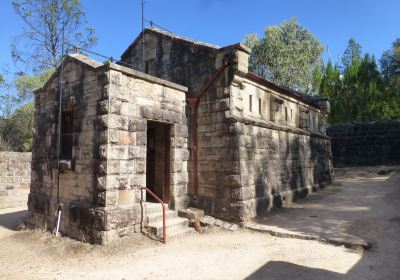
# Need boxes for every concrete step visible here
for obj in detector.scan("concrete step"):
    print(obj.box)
[148,216,189,238]
[147,209,177,224]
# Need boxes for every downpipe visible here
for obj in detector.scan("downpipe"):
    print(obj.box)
[186,59,231,202]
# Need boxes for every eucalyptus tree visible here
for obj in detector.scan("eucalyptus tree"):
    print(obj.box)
[12,0,97,74]
[244,18,324,94]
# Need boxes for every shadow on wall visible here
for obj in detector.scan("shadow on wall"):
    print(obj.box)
[327,120,400,167]
[253,130,332,214]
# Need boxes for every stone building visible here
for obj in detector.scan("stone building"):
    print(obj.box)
[27,27,333,244]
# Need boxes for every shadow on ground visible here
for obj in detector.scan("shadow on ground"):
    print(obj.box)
[246,261,344,280]
[246,166,400,280]
[0,209,27,231]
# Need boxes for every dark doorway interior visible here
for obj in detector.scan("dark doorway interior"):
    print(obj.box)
[146,121,171,203]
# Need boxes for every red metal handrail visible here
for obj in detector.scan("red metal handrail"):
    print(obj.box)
[140,187,166,244]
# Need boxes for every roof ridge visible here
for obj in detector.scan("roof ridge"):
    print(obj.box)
[145,26,220,49]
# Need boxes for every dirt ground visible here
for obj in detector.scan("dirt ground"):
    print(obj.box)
[0,166,399,280]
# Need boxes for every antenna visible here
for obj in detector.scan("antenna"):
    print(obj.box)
[326,41,332,62]
[141,0,145,71]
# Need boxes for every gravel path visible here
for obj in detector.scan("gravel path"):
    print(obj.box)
[0,166,399,280]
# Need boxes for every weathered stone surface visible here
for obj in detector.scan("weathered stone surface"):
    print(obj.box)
[28,53,189,244]
[27,29,333,244]
[178,207,205,220]
[328,120,400,167]
[0,152,31,209]
[199,215,239,231]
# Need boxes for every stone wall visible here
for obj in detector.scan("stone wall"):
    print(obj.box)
[27,54,188,244]
[121,28,243,220]
[0,152,31,209]
[327,120,400,167]
[28,54,105,242]
[231,124,332,221]
[121,29,333,223]
[225,53,333,221]
[121,27,220,95]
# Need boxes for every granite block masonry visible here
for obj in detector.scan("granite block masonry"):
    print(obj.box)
[28,27,333,244]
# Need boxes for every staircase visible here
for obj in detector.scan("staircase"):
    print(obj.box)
[145,202,194,239]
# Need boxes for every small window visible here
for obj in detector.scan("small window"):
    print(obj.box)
[60,109,74,160]
[308,115,311,129]
[285,107,288,122]
[291,109,293,122]
[249,95,253,112]
[258,98,262,115]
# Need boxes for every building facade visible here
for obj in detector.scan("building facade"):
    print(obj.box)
[27,28,333,244]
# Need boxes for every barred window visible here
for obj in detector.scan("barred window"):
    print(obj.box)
[60,109,74,160]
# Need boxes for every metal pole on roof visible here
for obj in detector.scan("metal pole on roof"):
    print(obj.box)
[141,0,145,71]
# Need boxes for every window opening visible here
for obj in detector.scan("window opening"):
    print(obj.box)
[60,109,74,160]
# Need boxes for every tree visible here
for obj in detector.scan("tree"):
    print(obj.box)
[11,0,97,74]
[0,0,97,151]
[381,39,400,98]
[14,69,54,102]
[0,102,34,152]
[341,38,362,70]
[319,39,400,124]
[244,18,324,94]
[319,60,343,123]
[340,39,362,122]
[380,39,400,81]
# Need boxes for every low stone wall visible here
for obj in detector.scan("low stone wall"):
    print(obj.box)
[327,120,400,167]
[0,152,31,209]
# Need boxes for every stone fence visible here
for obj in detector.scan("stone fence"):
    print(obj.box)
[0,152,31,209]
[327,120,400,167]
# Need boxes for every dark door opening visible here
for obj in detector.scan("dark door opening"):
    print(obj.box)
[146,121,171,203]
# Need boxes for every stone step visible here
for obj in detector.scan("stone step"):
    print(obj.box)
[147,209,177,224]
[148,216,189,238]
[146,202,169,215]
[167,226,195,239]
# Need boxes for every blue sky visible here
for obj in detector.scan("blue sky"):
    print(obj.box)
[1,0,399,77]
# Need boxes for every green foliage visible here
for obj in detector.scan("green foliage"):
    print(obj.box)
[0,102,34,152]
[380,38,400,104]
[12,0,97,73]
[341,38,362,69]
[0,69,53,117]
[380,39,400,80]
[245,20,399,124]
[1,0,97,151]
[319,39,400,123]
[244,18,324,94]
[14,69,54,101]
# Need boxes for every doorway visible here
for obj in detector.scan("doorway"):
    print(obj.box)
[146,121,171,203]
